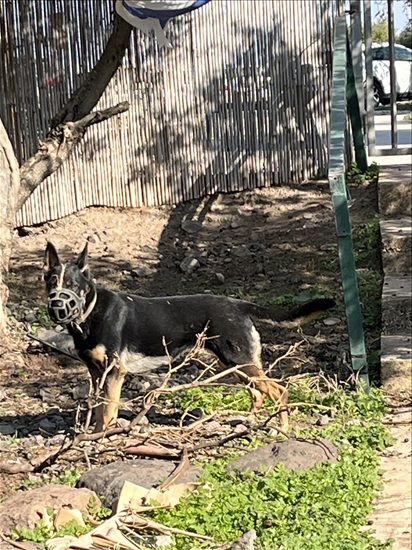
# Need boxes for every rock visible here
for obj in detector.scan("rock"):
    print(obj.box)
[0,485,100,534]
[179,255,200,273]
[77,460,202,509]
[230,220,243,229]
[229,529,257,549]
[152,535,174,548]
[215,272,225,283]
[0,423,16,435]
[323,316,342,326]
[316,414,330,426]
[36,329,77,355]
[227,416,248,427]
[181,220,202,234]
[227,438,338,474]
[24,311,37,323]
[72,382,90,401]
[131,267,156,278]
[232,246,251,259]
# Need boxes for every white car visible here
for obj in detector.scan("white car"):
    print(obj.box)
[372,42,412,107]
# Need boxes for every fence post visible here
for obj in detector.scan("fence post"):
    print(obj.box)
[346,40,368,172]
[328,16,369,387]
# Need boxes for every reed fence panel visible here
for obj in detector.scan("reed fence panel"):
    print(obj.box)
[0,0,340,227]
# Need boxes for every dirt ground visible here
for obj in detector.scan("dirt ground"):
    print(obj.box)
[0,179,380,501]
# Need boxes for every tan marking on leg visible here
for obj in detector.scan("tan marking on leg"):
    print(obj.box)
[102,357,128,430]
[236,361,289,431]
[86,344,107,366]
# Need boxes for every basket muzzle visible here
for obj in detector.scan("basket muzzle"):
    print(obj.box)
[47,288,85,324]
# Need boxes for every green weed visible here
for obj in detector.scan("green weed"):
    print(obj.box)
[151,386,392,549]
[11,497,112,543]
[31,305,54,333]
[347,162,380,185]
[353,218,380,266]
[57,468,83,487]
[160,386,251,414]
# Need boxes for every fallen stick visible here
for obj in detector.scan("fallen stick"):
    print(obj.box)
[123,444,179,459]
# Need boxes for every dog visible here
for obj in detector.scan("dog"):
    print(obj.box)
[43,242,335,432]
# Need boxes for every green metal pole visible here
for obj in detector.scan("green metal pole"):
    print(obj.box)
[346,40,368,172]
[328,16,369,387]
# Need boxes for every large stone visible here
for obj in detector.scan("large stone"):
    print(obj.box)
[227,438,338,474]
[77,459,201,508]
[0,484,99,535]
[228,530,257,550]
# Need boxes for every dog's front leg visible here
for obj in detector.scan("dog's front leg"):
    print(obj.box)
[102,356,127,430]
[86,351,127,432]
[87,364,105,432]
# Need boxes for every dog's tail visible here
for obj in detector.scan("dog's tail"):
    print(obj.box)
[240,298,335,327]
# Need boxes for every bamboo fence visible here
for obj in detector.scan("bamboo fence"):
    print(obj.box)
[0,0,340,227]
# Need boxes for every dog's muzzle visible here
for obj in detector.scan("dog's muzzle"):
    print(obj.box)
[48,288,85,324]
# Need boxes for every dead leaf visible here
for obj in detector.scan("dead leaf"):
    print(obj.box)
[116,480,199,513]
[54,508,86,531]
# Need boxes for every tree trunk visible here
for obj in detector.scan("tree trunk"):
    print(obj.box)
[0,120,20,331]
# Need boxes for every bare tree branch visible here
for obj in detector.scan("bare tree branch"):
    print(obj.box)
[17,13,133,211]
[18,101,129,211]
[51,13,132,127]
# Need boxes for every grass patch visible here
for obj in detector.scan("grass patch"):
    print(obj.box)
[149,385,393,549]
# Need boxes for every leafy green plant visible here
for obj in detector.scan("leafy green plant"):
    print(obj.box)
[11,496,112,543]
[150,387,393,549]
[269,294,296,307]
[153,432,391,548]
[12,518,54,543]
[30,305,54,333]
[57,468,82,487]
[160,386,251,414]
[353,217,380,265]
[88,496,112,521]
[347,162,379,185]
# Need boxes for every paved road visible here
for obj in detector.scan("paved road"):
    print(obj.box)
[374,113,412,147]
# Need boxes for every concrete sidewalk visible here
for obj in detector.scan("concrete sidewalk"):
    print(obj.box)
[367,158,412,549]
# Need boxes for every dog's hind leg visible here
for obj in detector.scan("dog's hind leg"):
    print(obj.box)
[236,362,289,432]
[210,321,289,430]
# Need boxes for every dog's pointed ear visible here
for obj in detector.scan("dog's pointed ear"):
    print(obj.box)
[44,242,60,274]
[76,242,89,272]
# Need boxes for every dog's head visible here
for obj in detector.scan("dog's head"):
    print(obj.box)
[43,242,96,325]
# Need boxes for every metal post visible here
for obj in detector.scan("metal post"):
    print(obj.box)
[349,1,365,118]
[363,0,376,154]
[388,0,398,148]
[328,16,369,387]
[346,40,368,171]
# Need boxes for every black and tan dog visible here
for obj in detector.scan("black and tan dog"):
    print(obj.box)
[43,242,334,432]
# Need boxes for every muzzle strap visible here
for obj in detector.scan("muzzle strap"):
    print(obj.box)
[57,263,66,291]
